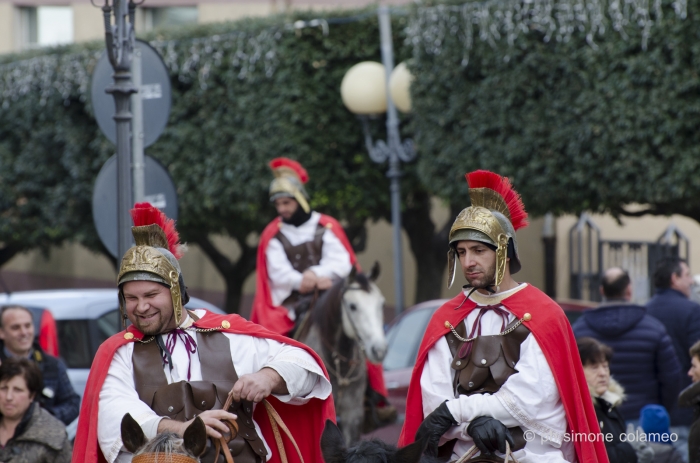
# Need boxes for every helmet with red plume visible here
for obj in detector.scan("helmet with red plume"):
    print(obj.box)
[447,170,529,289]
[117,203,190,326]
[268,158,311,213]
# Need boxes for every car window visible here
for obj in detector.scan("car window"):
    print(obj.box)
[383,306,438,371]
[56,320,92,369]
[95,309,122,345]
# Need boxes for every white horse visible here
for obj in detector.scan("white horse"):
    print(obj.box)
[297,262,388,445]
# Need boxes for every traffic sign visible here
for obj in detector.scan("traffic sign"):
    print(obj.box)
[92,155,179,258]
[91,39,171,148]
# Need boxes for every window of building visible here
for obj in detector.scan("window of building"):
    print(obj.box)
[17,6,73,50]
[140,7,198,32]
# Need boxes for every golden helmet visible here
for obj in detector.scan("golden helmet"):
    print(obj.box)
[117,203,189,327]
[268,157,311,213]
[448,170,529,289]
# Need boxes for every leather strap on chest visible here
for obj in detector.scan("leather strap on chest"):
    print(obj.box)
[132,323,267,462]
[444,316,531,396]
[275,224,325,273]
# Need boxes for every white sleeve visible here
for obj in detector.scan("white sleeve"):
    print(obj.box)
[266,237,303,306]
[445,335,567,446]
[98,344,164,463]
[227,333,332,405]
[308,229,352,279]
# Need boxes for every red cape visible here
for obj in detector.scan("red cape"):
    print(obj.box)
[249,215,387,396]
[398,285,609,463]
[251,215,357,335]
[73,311,336,463]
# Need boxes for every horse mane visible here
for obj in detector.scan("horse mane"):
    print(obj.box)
[341,439,441,463]
[136,432,194,457]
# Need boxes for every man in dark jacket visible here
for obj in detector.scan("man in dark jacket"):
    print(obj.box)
[647,257,700,429]
[0,305,79,425]
[573,267,682,421]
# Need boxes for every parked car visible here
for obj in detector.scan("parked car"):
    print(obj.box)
[364,296,595,444]
[0,288,224,438]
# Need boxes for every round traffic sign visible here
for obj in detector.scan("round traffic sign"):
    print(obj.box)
[92,155,179,258]
[91,39,171,148]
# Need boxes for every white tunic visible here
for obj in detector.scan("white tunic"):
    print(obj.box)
[421,284,575,463]
[266,211,353,308]
[98,310,332,463]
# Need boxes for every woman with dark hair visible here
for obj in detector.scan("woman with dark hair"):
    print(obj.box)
[577,337,649,463]
[0,357,71,462]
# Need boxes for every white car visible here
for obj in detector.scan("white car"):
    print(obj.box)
[0,288,224,438]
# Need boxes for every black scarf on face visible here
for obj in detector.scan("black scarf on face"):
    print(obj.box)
[282,204,313,227]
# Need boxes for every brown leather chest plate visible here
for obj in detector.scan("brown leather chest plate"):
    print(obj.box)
[444,314,531,453]
[275,224,324,273]
[133,330,266,463]
[446,317,530,396]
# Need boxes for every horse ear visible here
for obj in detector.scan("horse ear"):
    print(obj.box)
[369,261,381,281]
[183,416,208,457]
[320,420,347,463]
[346,265,358,283]
[121,413,147,454]
[392,441,424,463]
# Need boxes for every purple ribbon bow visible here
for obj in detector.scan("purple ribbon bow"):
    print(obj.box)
[161,329,198,381]
[458,304,511,359]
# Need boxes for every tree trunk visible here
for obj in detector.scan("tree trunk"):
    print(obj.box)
[0,245,19,268]
[194,235,257,314]
[401,191,462,304]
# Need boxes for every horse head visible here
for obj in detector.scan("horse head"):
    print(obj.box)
[341,262,388,364]
[321,420,433,463]
[121,413,207,462]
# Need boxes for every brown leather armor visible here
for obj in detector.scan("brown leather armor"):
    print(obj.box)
[444,315,531,452]
[133,330,267,463]
[275,224,325,309]
[275,224,325,273]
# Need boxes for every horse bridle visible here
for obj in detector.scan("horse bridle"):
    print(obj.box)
[321,282,372,388]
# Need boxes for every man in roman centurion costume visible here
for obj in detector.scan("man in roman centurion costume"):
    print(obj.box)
[73,203,334,463]
[251,157,394,426]
[399,171,609,463]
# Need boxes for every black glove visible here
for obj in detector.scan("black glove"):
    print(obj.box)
[466,416,515,455]
[415,401,458,457]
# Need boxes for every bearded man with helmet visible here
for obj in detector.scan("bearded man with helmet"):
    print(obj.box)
[251,158,394,427]
[399,171,609,463]
[73,203,334,463]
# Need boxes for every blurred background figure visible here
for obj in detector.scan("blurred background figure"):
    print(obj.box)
[679,340,700,463]
[639,405,685,463]
[573,268,682,421]
[689,275,700,304]
[0,357,71,462]
[647,257,700,458]
[0,305,79,425]
[577,336,652,463]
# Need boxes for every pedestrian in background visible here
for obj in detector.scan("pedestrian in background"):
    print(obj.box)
[678,340,700,463]
[577,337,649,463]
[573,267,682,421]
[639,405,685,463]
[647,257,700,458]
[0,357,72,463]
[0,305,79,425]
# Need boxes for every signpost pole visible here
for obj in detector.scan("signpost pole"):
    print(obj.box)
[102,0,137,260]
[131,44,145,204]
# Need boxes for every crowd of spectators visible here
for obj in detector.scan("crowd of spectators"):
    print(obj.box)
[0,305,77,461]
[573,257,700,463]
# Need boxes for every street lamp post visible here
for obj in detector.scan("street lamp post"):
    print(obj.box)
[97,0,139,260]
[340,6,416,315]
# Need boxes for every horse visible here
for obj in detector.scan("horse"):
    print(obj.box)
[120,413,207,462]
[296,262,388,446]
[321,419,437,463]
